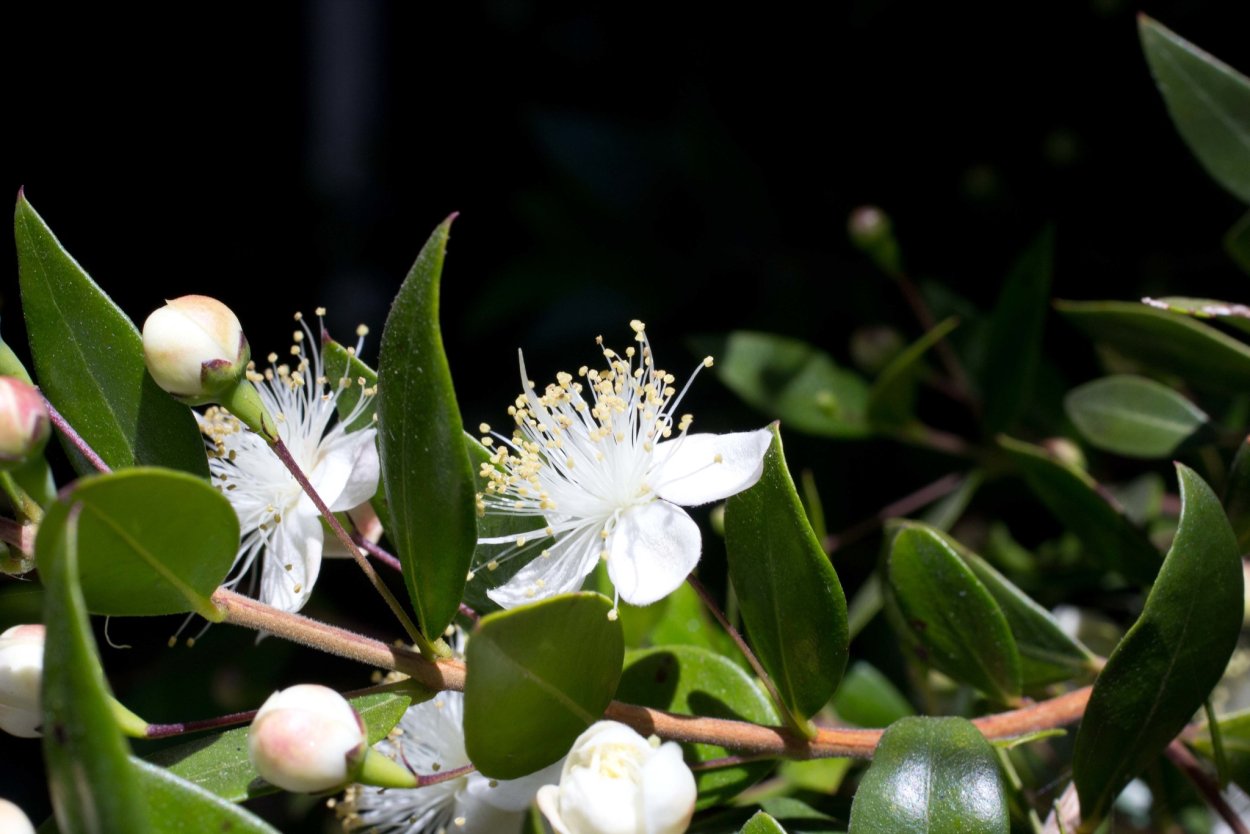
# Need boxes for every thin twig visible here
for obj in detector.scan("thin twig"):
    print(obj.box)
[1164,740,1250,834]
[893,271,979,414]
[352,533,402,572]
[825,472,964,553]
[416,763,477,788]
[42,396,111,473]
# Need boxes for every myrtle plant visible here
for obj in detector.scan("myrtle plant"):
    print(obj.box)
[4,14,1250,834]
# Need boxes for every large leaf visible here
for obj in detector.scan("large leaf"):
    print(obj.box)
[1139,16,1250,204]
[847,716,1008,834]
[1072,464,1243,828]
[35,468,239,620]
[1141,296,1250,336]
[725,425,848,725]
[40,503,153,833]
[377,217,477,639]
[464,592,623,779]
[1192,708,1250,793]
[617,646,779,809]
[1065,375,1208,459]
[134,759,279,834]
[14,194,208,477]
[865,317,958,430]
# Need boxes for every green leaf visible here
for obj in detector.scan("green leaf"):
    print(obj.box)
[998,436,1160,584]
[1225,211,1250,274]
[132,759,279,834]
[147,690,420,802]
[709,332,870,438]
[1064,375,1208,458]
[322,338,378,432]
[1225,435,1250,551]
[866,317,959,430]
[1140,296,1250,336]
[885,524,1022,703]
[981,229,1053,432]
[832,662,915,728]
[617,646,779,809]
[725,425,848,723]
[35,468,239,620]
[740,812,788,834]
[1139,15,1250,204]
[1056,300,1250,394]
[1072,464,1243,827]
[377,217,477,639]
[1193,708,1250,793]
[848,716,1008,834]
[14,194,208,477]
[464,592,623,779]
[40,503,153,833]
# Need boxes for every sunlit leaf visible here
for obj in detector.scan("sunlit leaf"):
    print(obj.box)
[740,812,788,834]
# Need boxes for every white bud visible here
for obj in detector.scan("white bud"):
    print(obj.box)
[0,378,50,470]
[536,721,696,834]
[142,295,249,403]
[0,624,45,738]
[248,684,366,793]
[0,798,35,834]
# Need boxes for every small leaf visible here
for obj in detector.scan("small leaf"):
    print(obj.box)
[1192,708,1250,793]
[1141,296,1250,336]
[866,317,959,429]
[725,425,849,723]
[1065,375,1208,459]
[40,503,153,832]
[35,468,239,620]
[832,662,915,728]
[464,592,623,779]
[377,217,477,640]
[14,194,208,477]
[617,646,779,809]
[1139,15,1250,204]
[740,812,788,834]
[848,716,1008,834]
[1072,464,1243,828]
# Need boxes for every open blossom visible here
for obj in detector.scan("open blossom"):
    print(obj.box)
[476,320,770,609]
[200,312,378,613]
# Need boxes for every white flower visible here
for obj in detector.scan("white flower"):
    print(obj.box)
[249,684,367,793]
[0,624,44,738]
[0,798,35,834]
[536,720,696,834]
[338,690,561,834]
[200,312,379,613]
[476,320,770,609]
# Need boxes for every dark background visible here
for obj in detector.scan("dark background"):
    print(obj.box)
[3,2,1250,829]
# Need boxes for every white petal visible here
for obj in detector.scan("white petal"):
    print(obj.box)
[640,742,698,834]
[486,525,602,609]
[536,785,573,834]
[607,501,700,607]
[651,428,772,506]
[259,513,323,612]
[465,758,563,812]
[325,429,380,512]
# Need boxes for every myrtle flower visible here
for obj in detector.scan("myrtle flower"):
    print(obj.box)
[200,311,379,613]
[337,690,560,834]
[476,320,771,609]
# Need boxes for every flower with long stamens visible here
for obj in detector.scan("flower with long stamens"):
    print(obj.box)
[475,320,771,609]
[199,311,379,614]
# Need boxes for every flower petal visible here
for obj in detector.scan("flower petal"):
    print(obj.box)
[259,511,323,613]
[536,785,574,834]
[650,428,772,507]
[640,741,698,834]
[486,524,602,609]
[324,428,380,512]
[607,501,701,607]
[465,759,563,812]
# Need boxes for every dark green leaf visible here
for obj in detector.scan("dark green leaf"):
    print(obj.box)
[740,812,787,834]
[132,758,280,834]
[618,646,778,809]
[848,716,1008,834]
[1225,435,1250,552]
[40,503,153,833]
[725,425,848,723]
[36,468,239,620]
[14,194,208,477]
[464,592,623,779]
[832,662,914,728]
[998,436,1160,584]
[322,338,378,432]
[1192,708,1250,793]
[1140,296,1250,336]
[1065,374,1208,458]
[1073,464,1243,827]
[1226,211,1250,274]
[377,217,477,639]
[1139,16,1250,204]
[461,434,539,616]
[866,317,959,430]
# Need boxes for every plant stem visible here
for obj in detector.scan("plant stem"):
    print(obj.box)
[351,533,481,625]
[42,396,111,473]
[0,517,35,553]
[1164,740,1249,834]
[892,270,979,415]
[825,472,964,553]
[416,763,477,788]
[0,472,42,523]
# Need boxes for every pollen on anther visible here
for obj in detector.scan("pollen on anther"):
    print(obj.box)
[315,306,327,316]
[356,324,369,337]
[703,356,715,367]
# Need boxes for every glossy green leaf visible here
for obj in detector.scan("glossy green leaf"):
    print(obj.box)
[832,662,914,728]
[1065,374,1208,458]
[464,592,623,779]
[14,194,208,477]
[710,331,870,438]
[1056,300,1250,393]
[740,812,788,834]
[1193,708,1250,793]
[866,317,958,430]
[377,217,477,639]
[1225,211,1250,274]
[886,525,1021,703]
[1073,464,1243,827]
[725,425,848,723]
[1140,296,1250,336]
[848,716,1008,834]
[40,504,153,833]
[133,759,279,834]
[998,436,1160,584]
[35,468,239,620]
[618,646,778,809]
[147,690,420,802]
[1139,16,1250,204]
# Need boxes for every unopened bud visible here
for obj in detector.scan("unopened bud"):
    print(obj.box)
[0,798,35,834]
[0,624,44,738]
[0,378,50,470]
[1043,437,1086,471]
[848,205,902,276]
[142,295,250,405]
[249,684,370,793]
[850,326,905,375]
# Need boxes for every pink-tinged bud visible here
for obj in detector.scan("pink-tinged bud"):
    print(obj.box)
[248,684,367,793]
[0,798,36,834]
[142,295,250,404]
[0,378,50,470]
[0,624,45,738]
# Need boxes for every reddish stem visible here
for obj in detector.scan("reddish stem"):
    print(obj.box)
[43,396,111,473]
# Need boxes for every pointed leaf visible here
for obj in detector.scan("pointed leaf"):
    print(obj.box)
[848,716,1008,834]
[464,592,623,779]
[866,317,958,430]
[740,812,788,834]
[14,195,208,477]
[1141,296,1250,336]
[1065,375,1208,458]
[377,217,477,639]
[725,425,849,722]
[1073,464,1243,827]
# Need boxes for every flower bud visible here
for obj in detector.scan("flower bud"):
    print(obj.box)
[0,378,50,470]
[248,684,367,793]
[0,624,45,738]
[0,798,35,834]
[142,295,250,404]
[536,721,696,834]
